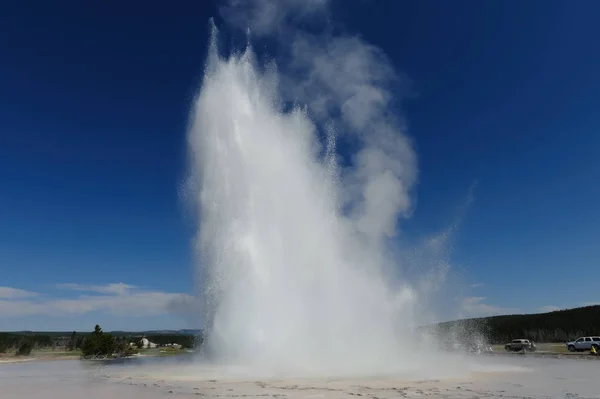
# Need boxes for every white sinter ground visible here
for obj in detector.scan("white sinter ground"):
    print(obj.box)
[2,357,599,399]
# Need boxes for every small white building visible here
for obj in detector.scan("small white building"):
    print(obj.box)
[138,338,157,349]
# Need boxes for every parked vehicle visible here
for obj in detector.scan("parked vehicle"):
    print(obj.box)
[565,336,600,352]
[504,339,536,352]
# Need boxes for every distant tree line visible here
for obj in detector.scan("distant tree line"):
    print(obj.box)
[433,305,600,344]
[0,333,53,353]
[0,329,199,354]
[5,306,600,353]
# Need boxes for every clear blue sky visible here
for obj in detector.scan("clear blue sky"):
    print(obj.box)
[1,1,598,331]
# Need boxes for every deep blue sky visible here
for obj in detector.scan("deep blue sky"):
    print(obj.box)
[1,1,599,330]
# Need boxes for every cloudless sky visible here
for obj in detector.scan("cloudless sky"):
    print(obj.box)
[1,0,599,330]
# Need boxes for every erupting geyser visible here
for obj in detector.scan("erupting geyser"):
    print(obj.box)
[185,22,449,376]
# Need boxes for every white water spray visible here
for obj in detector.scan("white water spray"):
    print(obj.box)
[186,23,455,376]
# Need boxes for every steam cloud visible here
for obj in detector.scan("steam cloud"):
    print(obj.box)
[220,0,418,242]
[184,0,461,376]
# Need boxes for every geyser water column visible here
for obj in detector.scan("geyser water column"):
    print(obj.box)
[186,25,428,376]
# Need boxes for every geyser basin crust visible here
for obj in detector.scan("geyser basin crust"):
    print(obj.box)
[2,358,600,399]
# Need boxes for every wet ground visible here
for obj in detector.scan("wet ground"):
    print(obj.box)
[1,355,598,399]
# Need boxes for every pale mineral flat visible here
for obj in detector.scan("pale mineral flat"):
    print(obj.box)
[1,355,598,399]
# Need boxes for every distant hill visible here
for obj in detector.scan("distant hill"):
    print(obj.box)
[432,305,600,344]
[6,305,600,346]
